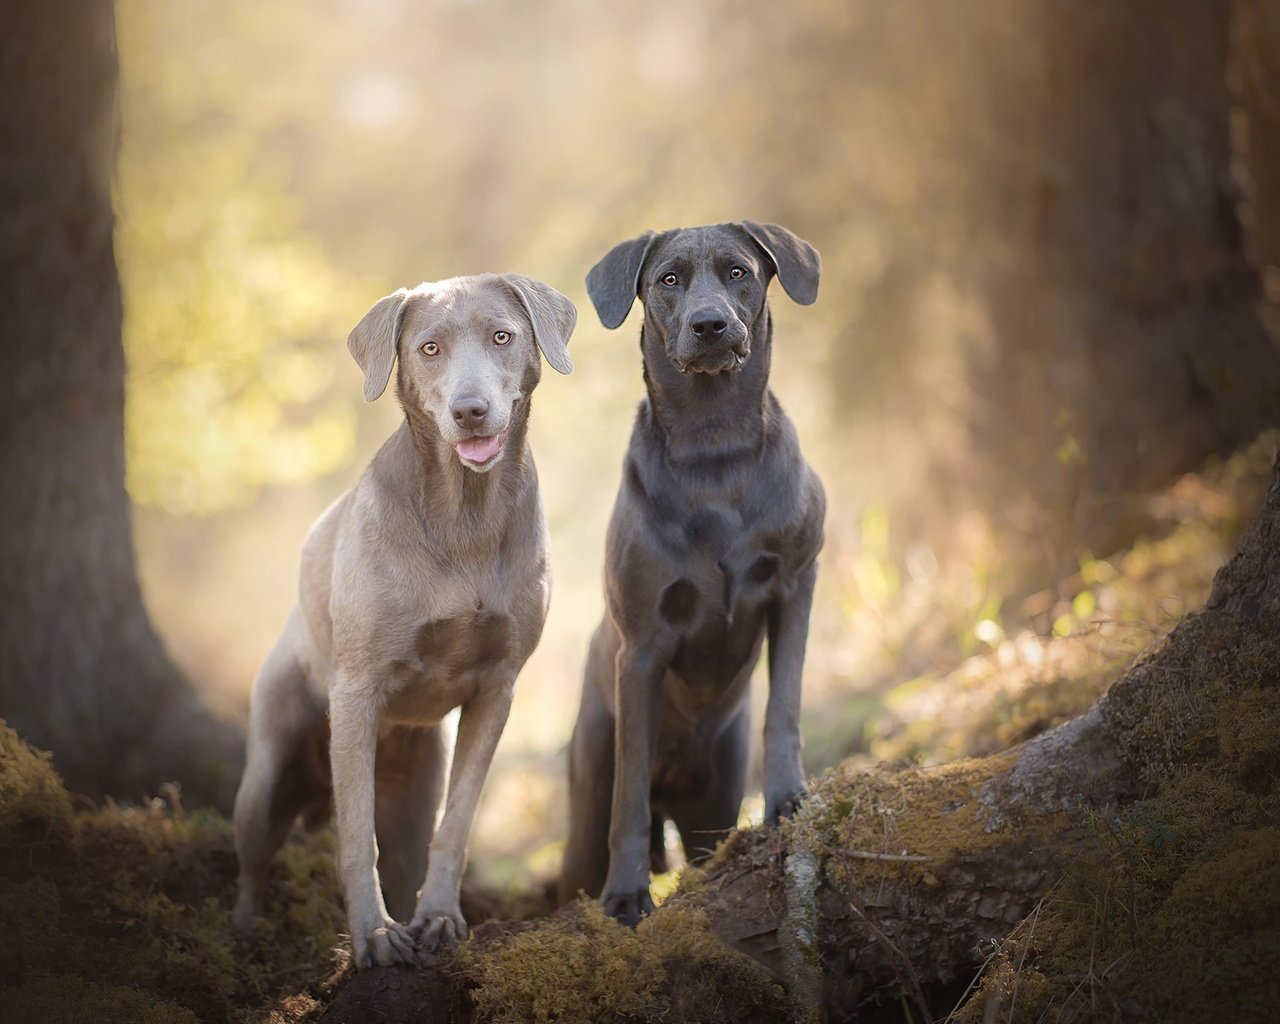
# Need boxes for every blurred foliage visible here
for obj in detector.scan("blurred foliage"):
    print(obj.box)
[803,432,1279,773]
[117,2,365,515]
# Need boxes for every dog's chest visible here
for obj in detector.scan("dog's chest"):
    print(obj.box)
[381,585,541,724]
[660,530,784,690]
[415,607,513,672]
[666,582,769,692]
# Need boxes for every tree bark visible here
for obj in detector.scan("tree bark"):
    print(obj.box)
[960,0,1280,570]
[0,0,241,806]
[1234,0,1280,279]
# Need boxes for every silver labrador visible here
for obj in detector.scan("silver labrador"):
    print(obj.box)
[233,273,574,966]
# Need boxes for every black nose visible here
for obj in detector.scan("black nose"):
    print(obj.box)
[451,396,490,429]
[690,311,728,338]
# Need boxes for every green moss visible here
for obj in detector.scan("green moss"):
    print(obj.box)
[456,900,788,1023]
[1145,828,1280,1020]
[782,751,1024,899]
[0,717,73,835]
[961,785,1280,1023]
[0,720,345,1024]
[6,974,201,1024]
[0,876,62,978]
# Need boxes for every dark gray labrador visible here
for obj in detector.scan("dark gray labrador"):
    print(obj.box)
[560,222,825,924]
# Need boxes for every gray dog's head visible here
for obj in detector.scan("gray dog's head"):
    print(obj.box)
[348,273,575,472]
[585,222,820,375]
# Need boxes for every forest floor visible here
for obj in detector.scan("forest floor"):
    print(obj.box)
[0,436,1276,1024]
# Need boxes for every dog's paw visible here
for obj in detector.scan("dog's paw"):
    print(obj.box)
[602,887,655,928]
[410,905,469,951]
[230,897,255,941]
[351,918,416,969]
[766,786,807,825]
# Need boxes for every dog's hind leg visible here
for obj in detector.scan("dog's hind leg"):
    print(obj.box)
[559,632,617,903]
[233,622,328,936]
[374,724,448,922]
[649,811,670,874]
[668,701,750,865]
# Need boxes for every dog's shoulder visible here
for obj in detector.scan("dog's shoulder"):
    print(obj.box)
[298,488,351,601]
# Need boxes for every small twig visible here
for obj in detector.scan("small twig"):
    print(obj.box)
[846,896,931,1020]
[842,849,930,863]
[264,962,317,981]
[943,895,1052,1023]
[824,841,933,1023]
[1101,949,1136,979]
[715,866,758,889]
[1007,898,1043,1024]
[942,939,1004,1023]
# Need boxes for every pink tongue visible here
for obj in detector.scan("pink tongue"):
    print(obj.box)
[455,434,502,463]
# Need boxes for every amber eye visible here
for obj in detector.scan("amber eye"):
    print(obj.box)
[729,266,747,280]
[661,272,678,287]
[493,330,511,345]
[422,341,440,356]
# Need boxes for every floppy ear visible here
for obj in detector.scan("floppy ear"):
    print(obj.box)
[585,231,656,329]
[503,274,576,375]
[741,221,821,305]
[348,288,409,402]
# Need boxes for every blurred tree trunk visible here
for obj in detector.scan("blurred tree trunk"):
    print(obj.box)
[964,0,1280,575]
[1235,0,1280,337]
[0,0,241,807]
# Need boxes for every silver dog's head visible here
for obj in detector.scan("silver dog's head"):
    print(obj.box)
[585,222,820,375]
[347,273,575,472]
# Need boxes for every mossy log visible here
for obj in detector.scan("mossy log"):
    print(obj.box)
[314,455,1280,1023]
[681,709,1138,1019]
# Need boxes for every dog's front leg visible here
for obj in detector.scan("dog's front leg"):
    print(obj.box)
[410,679,514,949]
[764,561,817,824]
[330,681,415,968]
[602,643,664,926]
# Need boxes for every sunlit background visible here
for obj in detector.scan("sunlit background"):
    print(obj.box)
[115,0,1276,891]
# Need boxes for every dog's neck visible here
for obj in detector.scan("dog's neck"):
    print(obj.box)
[640,303,774,464]
[391,398,533,557]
